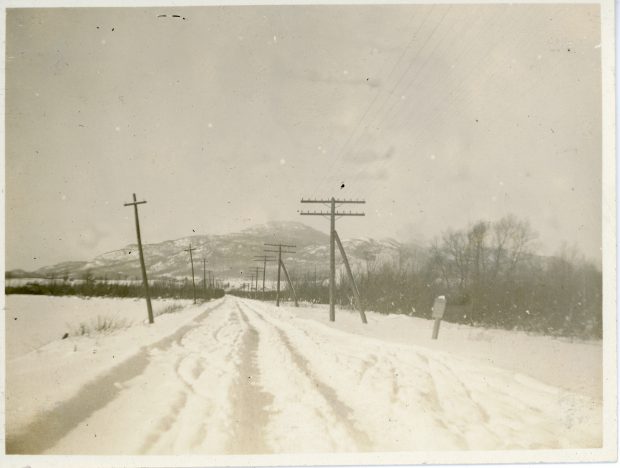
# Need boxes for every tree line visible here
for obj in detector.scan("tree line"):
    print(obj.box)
[5,273,225,301]
[284,215,601,339]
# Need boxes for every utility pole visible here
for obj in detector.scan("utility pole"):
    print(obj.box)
[249,273,256,298]
[184,243,197,304]
[123,193,154,324]
[254,255,276,294]
[202,258,207,299]
[264,243,297,306]
[247,266,261,299]
[300,197,367,323]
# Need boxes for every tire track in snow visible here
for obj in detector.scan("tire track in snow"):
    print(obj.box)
[239,300,373,451]
[138,389,189,453]
[6,299,226,454]
[139,299,246,453]
[227,304,274,454]
[240,300,476,450]
[236,300,602,451]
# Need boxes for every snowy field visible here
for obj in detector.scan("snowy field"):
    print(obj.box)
[5,295,195,360]
[5,294,602,454]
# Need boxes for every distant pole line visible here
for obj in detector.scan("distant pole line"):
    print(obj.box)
[203,258,207,299]
[264,243,297,307]
[123,193,154,324]
[254,255,276,294]
[184,243,197,304]
[246,267,261,299]
[249,266,261,299]
[249,273,256,298]
[300,197,366,323]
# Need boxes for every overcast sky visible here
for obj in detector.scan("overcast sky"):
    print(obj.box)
[6,4,602,270]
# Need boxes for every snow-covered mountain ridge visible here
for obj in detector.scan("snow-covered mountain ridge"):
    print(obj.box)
[9,221,424,281]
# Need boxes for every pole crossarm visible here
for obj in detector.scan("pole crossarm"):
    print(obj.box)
[301,198,365,204]
[264,249,296,254]
[264,243,296,248]
[123,200,147,207]
[301,211,365,216]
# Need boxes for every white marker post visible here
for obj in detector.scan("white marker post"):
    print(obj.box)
[431,295,446,340]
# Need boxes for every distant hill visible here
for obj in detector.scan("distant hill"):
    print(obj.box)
[7,221,426,282]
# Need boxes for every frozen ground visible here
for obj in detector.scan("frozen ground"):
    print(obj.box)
[5,295,602,454]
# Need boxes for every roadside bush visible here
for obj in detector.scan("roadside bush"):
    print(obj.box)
[154,302,185,317]
[69,315,132,336]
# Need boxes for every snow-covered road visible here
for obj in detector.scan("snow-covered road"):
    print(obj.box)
[6,295,601,454]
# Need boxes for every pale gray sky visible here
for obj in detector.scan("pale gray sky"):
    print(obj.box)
[6,4,602,270]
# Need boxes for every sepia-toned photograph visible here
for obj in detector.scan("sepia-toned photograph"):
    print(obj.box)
[2,1,616,466]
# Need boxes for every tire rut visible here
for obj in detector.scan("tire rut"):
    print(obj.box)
[242,301,373,451]
[227,305,274,454]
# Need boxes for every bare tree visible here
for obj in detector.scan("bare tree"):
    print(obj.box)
[468,221,489,283]
[490,215,537,279]
[442,229,470,290]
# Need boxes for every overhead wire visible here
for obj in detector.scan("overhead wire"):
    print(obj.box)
[343,4,481,189]
[320,5,452,194]
[401,5,567,153]
[358,6,567,205]
[344,6,525,196]
[342,5,484,188]
[313,5,437,195]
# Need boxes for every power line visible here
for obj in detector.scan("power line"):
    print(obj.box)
[349,6,542,198]
[314,6,438,195]
[345,5,455,156]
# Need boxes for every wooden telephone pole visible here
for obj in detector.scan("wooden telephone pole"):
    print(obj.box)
[184,244,197,304]
[264,243,298,307]
[202,258,208,299]
[248,266,261,299]
[123,193,154,324]
[248,272,257,298]
[300,197,367,323]
[253,255,276,294]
